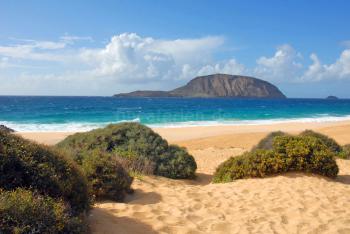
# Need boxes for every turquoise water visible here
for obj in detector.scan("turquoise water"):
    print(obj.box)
[1,96,350,132]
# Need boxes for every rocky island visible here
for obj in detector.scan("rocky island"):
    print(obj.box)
[114,74,286,98]
[326,96,339,100]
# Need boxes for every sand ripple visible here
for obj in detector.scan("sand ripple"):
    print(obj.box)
[89,148,350,234]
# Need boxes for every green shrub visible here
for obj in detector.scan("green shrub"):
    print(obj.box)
[56,123,197,180]
[115,149,155,175]
[81,150,133,201]
[156,145,197,179]
[299,130,342,153]
[251,131,289,151]
[213,135,339,183]
[0,188,87,234]
[0,131,90,213]
[273,135,339,177]
[339,144,350,159]
[213,150,283,183]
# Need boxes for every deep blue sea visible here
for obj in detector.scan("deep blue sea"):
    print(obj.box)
[1,96,350,132]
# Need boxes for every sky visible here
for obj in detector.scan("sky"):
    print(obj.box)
[0,0,350,98]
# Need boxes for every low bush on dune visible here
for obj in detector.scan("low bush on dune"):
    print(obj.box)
[299,130,350,159]
[213,135,339,183]
[251,131,289,151]
[80,150,133,201]
[0,130,90,233]
[0,188,87,234]
[299,130,342,154]
[156,145,198,179]
[340,144,350,159]
[213,150,275,183]
[56,123,197,181]
[115,148,156,175]
[0,130,90,213]
[273,135,338,177]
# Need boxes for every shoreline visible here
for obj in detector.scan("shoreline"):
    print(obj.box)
[6,114,350,132]
[17,120,350,148]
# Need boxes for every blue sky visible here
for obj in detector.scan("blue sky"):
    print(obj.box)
[0,0,350,97]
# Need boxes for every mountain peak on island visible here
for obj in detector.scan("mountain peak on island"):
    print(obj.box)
[114,74,286,98]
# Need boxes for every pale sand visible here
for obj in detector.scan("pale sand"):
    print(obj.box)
[18,121,350,234]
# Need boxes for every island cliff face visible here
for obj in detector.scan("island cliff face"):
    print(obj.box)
[114,74,286,98]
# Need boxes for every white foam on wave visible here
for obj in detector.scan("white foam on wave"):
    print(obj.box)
[0,118,141,132]
[149,115,350,128]
[2,115,350,132]
[0,121,105,132]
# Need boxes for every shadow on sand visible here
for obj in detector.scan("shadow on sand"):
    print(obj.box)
[194,173,213,185]
[124,189,162,205]
[335,175,350,185]
[182,172,213,186]
[89,207,158,234]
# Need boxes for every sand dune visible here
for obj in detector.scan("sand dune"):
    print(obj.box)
[88,154,350,234]
[19,121,350,233]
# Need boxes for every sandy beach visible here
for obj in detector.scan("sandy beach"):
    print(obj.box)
[19,120,350,234]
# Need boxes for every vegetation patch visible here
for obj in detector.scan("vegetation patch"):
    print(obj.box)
[251,131,289,151]
[57,123,197,180]
[299,130,342,153]
[213,135,339,183]
[0,188,87,234]
[340,144,350,159]
[299,130,350,159]
[80,150,133,201]
[0,130,90,213]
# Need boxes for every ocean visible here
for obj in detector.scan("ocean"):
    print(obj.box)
[1,96,350,132]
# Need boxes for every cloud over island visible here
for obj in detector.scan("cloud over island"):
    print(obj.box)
[0,33,349,96]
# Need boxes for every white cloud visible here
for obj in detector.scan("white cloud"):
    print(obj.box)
[1,33,350,95]
[0,57,9,68]
[33,41,66,50]
[60,35,93,44]
[0,41,68,61]
[0,36,91,62]
[197,59,245,76]
[254,44,303,82]
[251,44,350,83]
[79,33,225,82]
[250,44,350,84]
[301,53,324,81]
[0,33,229,94]
[152,36,224,64]
[328,49,350,77]
[301,49,350,81]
